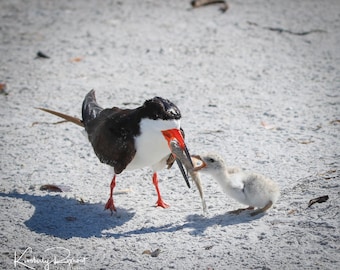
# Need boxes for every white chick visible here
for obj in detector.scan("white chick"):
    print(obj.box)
[194,153,280,216]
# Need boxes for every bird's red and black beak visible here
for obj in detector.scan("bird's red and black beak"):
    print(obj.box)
[162,129,194,188]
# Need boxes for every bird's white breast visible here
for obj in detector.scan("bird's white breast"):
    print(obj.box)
[126,118,180,171]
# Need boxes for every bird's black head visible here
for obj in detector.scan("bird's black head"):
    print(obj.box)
[142,97,181,120]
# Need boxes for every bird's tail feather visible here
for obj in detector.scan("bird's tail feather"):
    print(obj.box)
[36,107,84,127]
[81,89,103,126]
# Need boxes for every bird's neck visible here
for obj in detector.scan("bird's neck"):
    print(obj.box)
[213,169,232,189]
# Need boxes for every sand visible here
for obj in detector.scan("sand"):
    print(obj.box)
[1,0,339,269]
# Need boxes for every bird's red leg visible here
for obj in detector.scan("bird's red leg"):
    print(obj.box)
[152,172,169,208]
[105,174,117,213]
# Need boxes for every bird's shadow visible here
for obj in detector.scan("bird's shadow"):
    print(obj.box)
[104,209,262,238]
[1,192,262,240]
[0,192,135,239]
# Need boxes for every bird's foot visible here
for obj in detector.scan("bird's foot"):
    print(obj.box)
[250,201,273,216]
[155,199,170,208]
[104,174,117,214]
[152,172,170,208]
[105,197,117,214]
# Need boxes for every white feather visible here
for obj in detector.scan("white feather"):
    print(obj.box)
[126,118,180,170]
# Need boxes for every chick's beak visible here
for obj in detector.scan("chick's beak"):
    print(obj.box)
[162,129,193,188]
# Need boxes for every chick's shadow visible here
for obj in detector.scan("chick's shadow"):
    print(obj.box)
[0,192,135,239]
[104,210,262,238]
[184,210,263,235]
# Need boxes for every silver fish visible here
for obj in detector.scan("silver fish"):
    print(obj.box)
[170,140,207,213]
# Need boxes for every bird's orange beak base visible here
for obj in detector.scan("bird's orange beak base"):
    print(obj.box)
[162,129,186,149]
[162,129,193,167]
[162,129,193,188]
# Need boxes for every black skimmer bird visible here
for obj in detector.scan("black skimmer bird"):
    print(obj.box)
[37,90,193,213]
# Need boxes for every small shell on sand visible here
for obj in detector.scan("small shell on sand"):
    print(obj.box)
[142,248,161,257]
[40,184,63,192]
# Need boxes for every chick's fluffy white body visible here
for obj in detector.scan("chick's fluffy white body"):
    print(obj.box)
[219,171,280,208]
[198,154,280,214]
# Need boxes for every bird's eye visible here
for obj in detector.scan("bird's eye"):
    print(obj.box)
[208,158,215,163]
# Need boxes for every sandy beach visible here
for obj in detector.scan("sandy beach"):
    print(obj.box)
[1,0,339,269]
